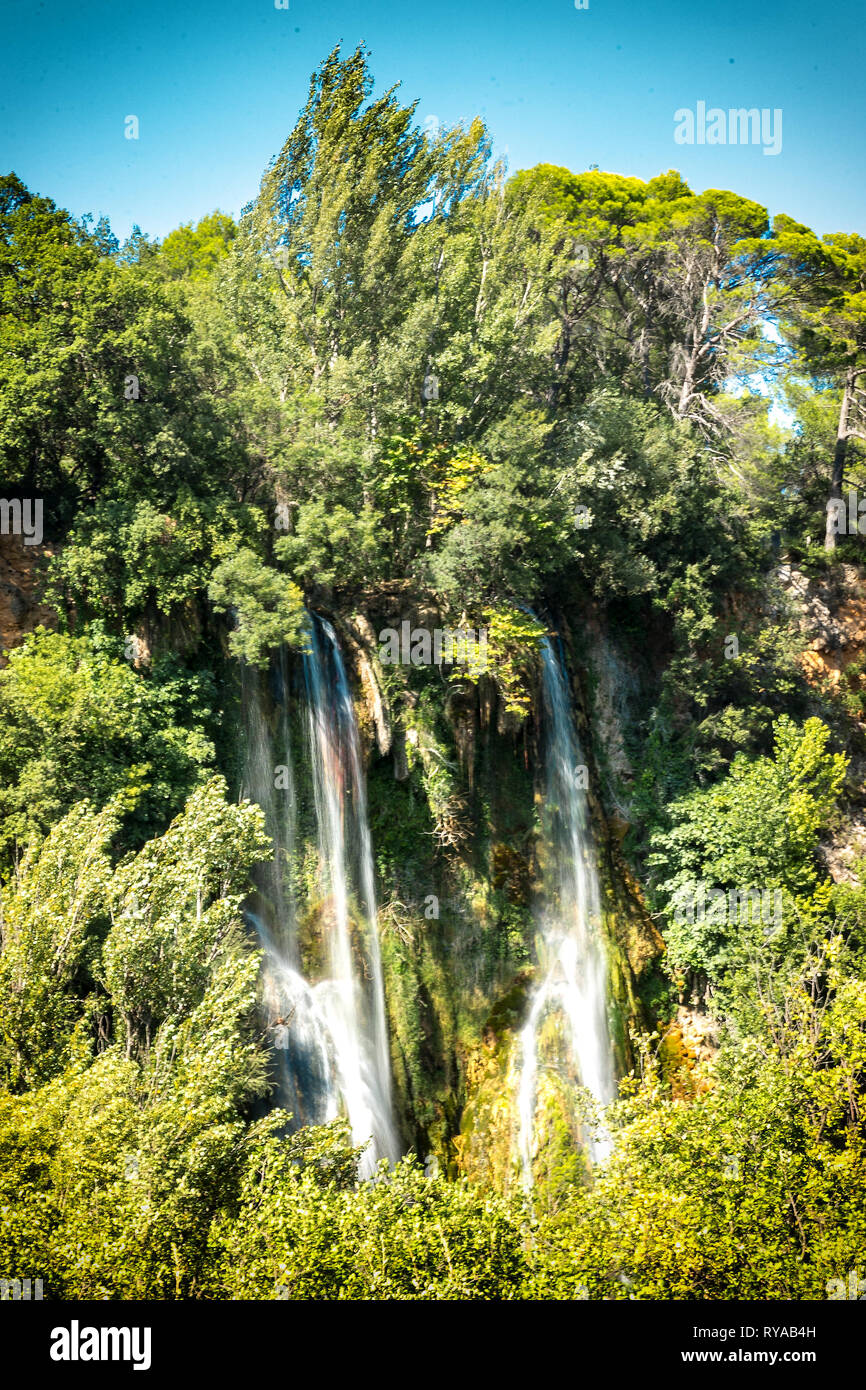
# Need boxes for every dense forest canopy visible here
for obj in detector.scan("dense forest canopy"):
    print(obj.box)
[1,45,865,1300]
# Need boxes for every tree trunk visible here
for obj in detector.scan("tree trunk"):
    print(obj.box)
[825,369,854,550]
[676,268,713,419]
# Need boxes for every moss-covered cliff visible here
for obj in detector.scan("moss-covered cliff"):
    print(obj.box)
[235,599,664,1188]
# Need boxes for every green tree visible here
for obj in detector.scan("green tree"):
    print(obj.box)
[528,968,866,1300]
[648,716,846,1014]
[49,493,263,630]
[0,629,216,860]
[0,802,117,1088]
[156,212,237,282]
[208,548,308,666]
[0,779,273,1298]
[771,217,866,548]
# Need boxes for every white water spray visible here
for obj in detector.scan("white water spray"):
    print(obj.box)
[241,620,398,1176]
[517,630,615,1182]
[302,616,398,1173]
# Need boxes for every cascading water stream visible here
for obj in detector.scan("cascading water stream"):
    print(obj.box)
[241,656,338,1132]
[240,617,397,1177]
[240,654,296,958]
[517,629,615,1183]
[301,616,398,1173]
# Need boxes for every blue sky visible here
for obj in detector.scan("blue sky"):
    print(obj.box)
[1,0,863,243]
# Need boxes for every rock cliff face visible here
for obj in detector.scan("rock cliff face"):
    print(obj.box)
[0,549,664,1184]
[326,604,664,1186]
[780,562,866,691]
[777,561,866,884]
[0,533,55,663]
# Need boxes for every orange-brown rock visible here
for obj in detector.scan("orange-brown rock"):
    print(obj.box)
[0,532,56,664]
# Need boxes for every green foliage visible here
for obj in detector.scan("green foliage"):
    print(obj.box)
[156,212,237,282]
[651,716,846,904]
[275,500,385,591]
[0,778,272,1298]
[0,628,216,861]
[471,604,547,717]
[527,971,866,1299]
[648,716,847,1013]
[208,549,309,666]
[210,1143,526,1300]
[2,44,866,1305]
[4,956,863,1301]
[0,175,216,512]
[771,217,866,378]
[103,776,272,1055]
[400,686,469,849]
[49,494,263,626]
[0,802,117,1088]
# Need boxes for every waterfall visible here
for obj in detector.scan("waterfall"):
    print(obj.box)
[241,656,338,1133]
[302,615,398,1173]
[240,654,296,958]
[240,621,397,1177]
[517,629,615,1182]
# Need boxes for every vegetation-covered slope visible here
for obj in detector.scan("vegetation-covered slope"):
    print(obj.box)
[1,45,865,1299]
